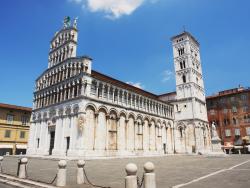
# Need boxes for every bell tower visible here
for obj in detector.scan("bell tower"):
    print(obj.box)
[48,16,78,68]
[171,31,207,122]
[171,31,211,154]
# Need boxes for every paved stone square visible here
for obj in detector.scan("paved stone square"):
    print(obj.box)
[2,155,250,188]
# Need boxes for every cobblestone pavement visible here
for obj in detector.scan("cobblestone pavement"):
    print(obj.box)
[0,183,16,188]
[2,155,250,188]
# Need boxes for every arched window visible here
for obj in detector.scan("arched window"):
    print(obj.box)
[179,127,183,138]
[183,60,186,68]
[182,75,186,83]
[180,62,183,69]
[90,81,97,95]
[103,86,108,99]
[109,87,113,100]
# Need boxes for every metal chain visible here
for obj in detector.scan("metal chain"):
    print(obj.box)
[50,174,57,184]
[83,167,111,188]
[137,173,144,188]
[16,160,21,176]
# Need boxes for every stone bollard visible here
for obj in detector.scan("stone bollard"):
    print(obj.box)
[18,157,28,179]
[0,156,3,173]
[125,163,137,188]
[144,162,156,188]
[56,160,67,187]
[77,160,85,184]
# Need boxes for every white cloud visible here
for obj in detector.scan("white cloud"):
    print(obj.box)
[69,0,158,19]
[162,70,173,82]
[68,0,83,4]
[126,81,144,89]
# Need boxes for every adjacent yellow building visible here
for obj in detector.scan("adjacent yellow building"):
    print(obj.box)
[0,103,31,156]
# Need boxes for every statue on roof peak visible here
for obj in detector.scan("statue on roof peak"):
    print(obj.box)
[73,17,78,28]
[63,16,71,28]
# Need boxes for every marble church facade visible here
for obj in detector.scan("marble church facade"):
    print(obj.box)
[27,17,212,158]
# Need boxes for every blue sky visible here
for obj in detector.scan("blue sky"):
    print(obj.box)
[0,0,250,107]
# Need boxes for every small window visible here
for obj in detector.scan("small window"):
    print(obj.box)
[183,60,186,68]
[4,130,11,138]
[235,128,240,136]
[246,127,250,136]
[20,131,25,139]
[232,106,237,113]
[6,114,14,124]
[182,75,186,83]
[21,116,29,125]
[180,62,183,69]
[241,94,247,101]
[178,48,185,56]
[225,129,231,137]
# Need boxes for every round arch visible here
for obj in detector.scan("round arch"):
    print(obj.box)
[85,103,97,113]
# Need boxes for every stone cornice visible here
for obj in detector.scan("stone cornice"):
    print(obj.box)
[34,73,84,95]
[87,96,174,121]
[35,56,91,82]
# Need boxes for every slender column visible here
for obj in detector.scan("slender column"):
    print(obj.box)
[56,89,60,103]
[43,120,49,154]
[101,86,105,99]
[65,66,69,79]
[96,82,99,97]
[70,66,73,77]
[76,83,80,97]
[64,87,67,100]
[93,113,99,150]
[134,121,137,151]
[55,71,58,84]
[112,88,115,102]
[68,85,71,99]
[60,87,63,101]
[60,117,67,153]
[45,95,48,106]
[105,115,110,150]
[53,117,63,155]
[38,121,44,151]
[58,71,61,82]
[69,116,77,152]
[72,83,75,98]
[61,69,63,81]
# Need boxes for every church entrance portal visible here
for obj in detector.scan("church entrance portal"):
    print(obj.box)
[49,131,55,155]
[66,137,70,155]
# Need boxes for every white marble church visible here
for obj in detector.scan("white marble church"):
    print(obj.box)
[27,17,212,158]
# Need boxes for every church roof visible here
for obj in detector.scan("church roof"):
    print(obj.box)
[91,70,170,103]
[171,31,200,46]
[0,103,32,112]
